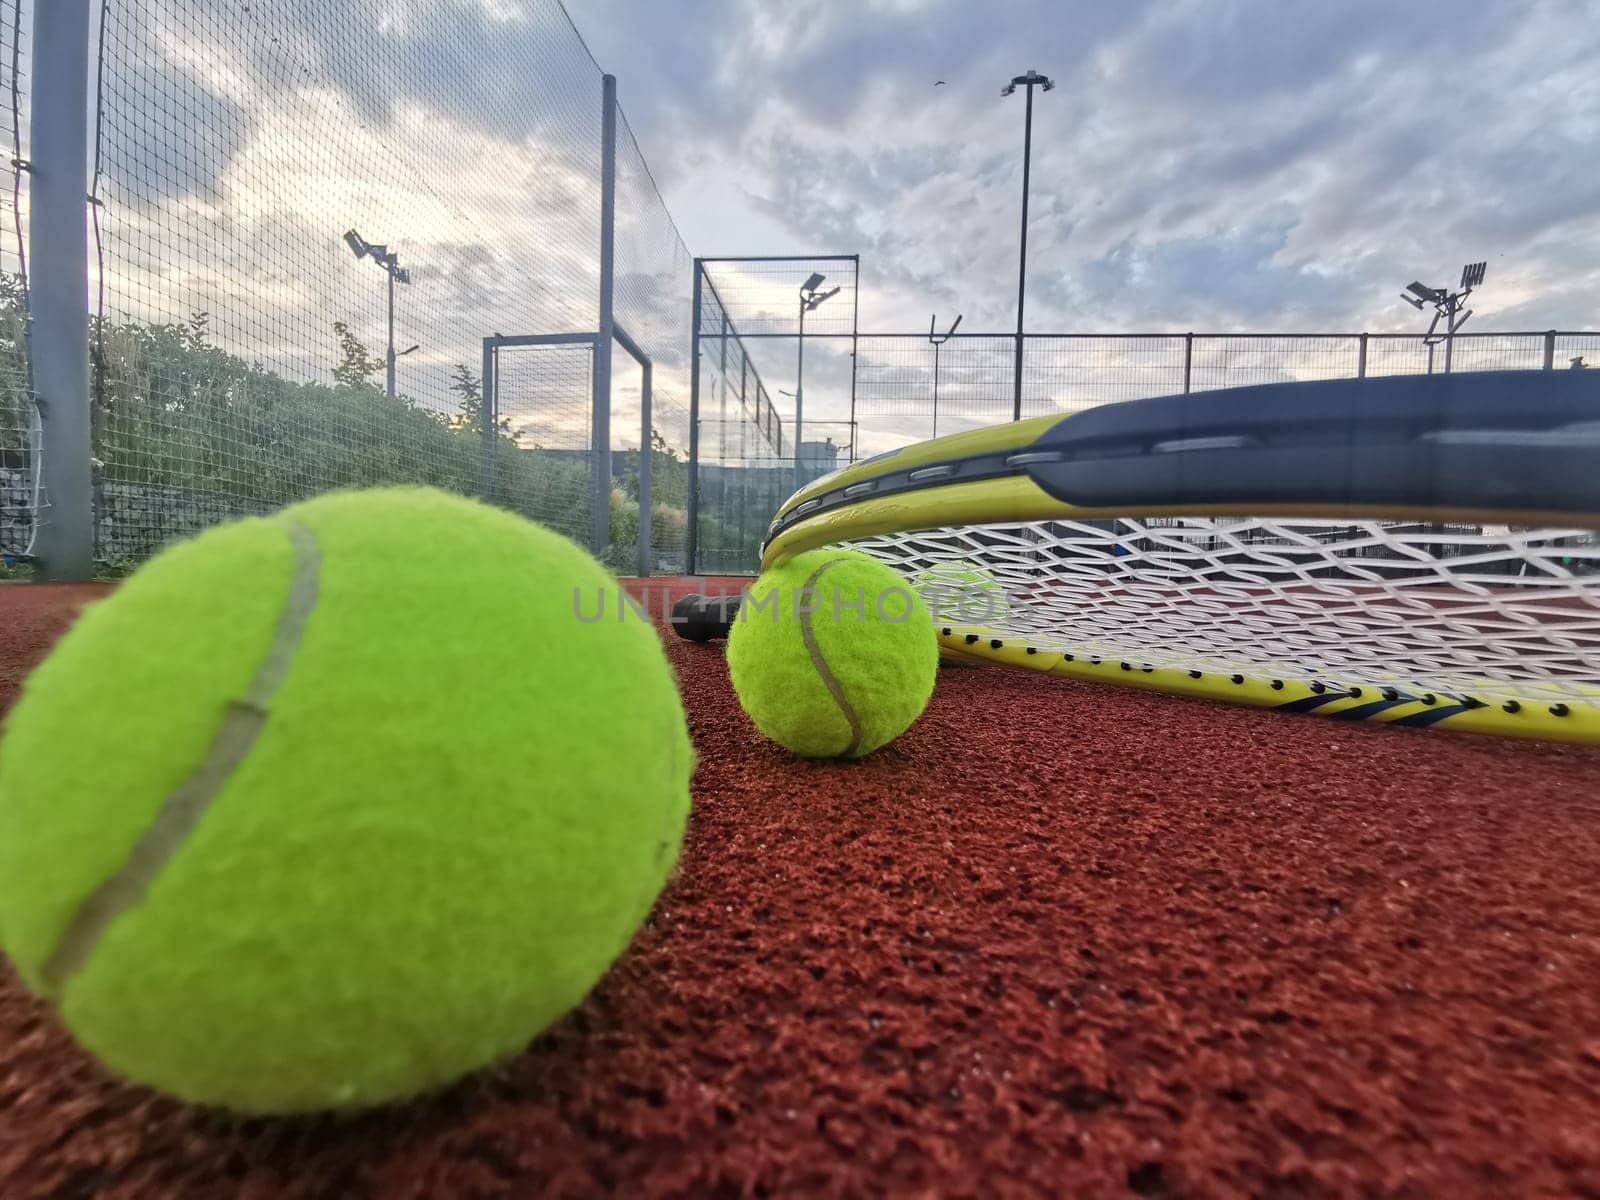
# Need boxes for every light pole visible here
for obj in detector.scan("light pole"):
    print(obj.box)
[1002,69,1053,421]
[344,229,412,398]
[795,271,840,489]
[1401,262,1485,375]
[928,313,962,439]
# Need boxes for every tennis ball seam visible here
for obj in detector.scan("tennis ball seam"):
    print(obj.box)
[38,520,321,994]
[798,556,866,756]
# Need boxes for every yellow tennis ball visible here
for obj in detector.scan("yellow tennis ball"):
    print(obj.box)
[727,549,937,758]
[0,487,692,1114]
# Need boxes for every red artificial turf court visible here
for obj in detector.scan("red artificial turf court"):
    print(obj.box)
[2,579,1600,1198]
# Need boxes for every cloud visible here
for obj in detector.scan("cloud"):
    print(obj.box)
[43,0,1599,472]
[575,0,1600,338]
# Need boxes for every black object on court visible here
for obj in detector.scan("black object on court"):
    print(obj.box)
[672,593,742,642]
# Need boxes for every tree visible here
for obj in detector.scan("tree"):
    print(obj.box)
[446,363,510,436]
[331,321,383,387]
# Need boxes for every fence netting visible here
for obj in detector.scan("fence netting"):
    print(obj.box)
[486,340,593,546]
[691,257,857,573]
[612,110,692,572]
[11,2,1600,577]
[0,0,28,565]
[22,0,703,571]
[851,332,1599,459]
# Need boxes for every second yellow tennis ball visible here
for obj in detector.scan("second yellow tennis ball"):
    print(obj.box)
[727,549,937,758]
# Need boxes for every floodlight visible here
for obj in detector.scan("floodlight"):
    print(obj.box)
[343,229,369,259]
[804,285,841,311]
[1402,263,1487,372]
[1003,69,1054,97]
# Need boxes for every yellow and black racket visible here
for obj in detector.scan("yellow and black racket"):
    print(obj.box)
[684,371,1600,745]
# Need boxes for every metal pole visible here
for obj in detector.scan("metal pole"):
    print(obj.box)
[1182,332,1194,394]
[479,337,496,502]
[385,267,396,399]
[794,298,806,495]
[1543,330,1556,370]
[637,358,652,578]
[849,255,859,462]
[686,259,703,575]
[31,0,94,580]
[592,74,617,556]
[931,342,941,439]
[1357,332,1368,379]
[1012,82,1035,422]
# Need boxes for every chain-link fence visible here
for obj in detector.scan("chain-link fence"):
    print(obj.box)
[851,330,1600,458]
[12,0,705,575]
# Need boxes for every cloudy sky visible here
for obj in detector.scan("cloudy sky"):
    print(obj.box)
[570,0,1600,335]
[56,0,1600,469]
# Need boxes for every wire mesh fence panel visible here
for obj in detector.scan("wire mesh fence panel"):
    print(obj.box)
[486,340,592,548]
[698,257,858,338]
[692,268,791,575]
[0,0,28,562]
[1441,333,1548,374]
[1023,335,1188,415]
[1557,333,1600,371]
[612,111,693,573]
[644,385,692,574]
[1189,336,1363,392]
[1364,334,1443,377]
[855,334,1015,452]
[89,0,608,564]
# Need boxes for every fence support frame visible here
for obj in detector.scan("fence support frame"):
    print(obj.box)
[29,0,94,580]
[483,328,651,573]
[591,74,617,557]
[687,259,703,575]
[614,324,652,577]
[479,338,496,501]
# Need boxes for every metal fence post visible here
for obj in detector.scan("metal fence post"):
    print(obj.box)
[30,0,95,580]
[1357,332,1368,379]
[1543,331,1556,370]
[479,337,496,502]
[849,254,860,460]
[686,259,703,576]
[637,355,652,578]
[1182,333,1194,394]
[591,74,617,557]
